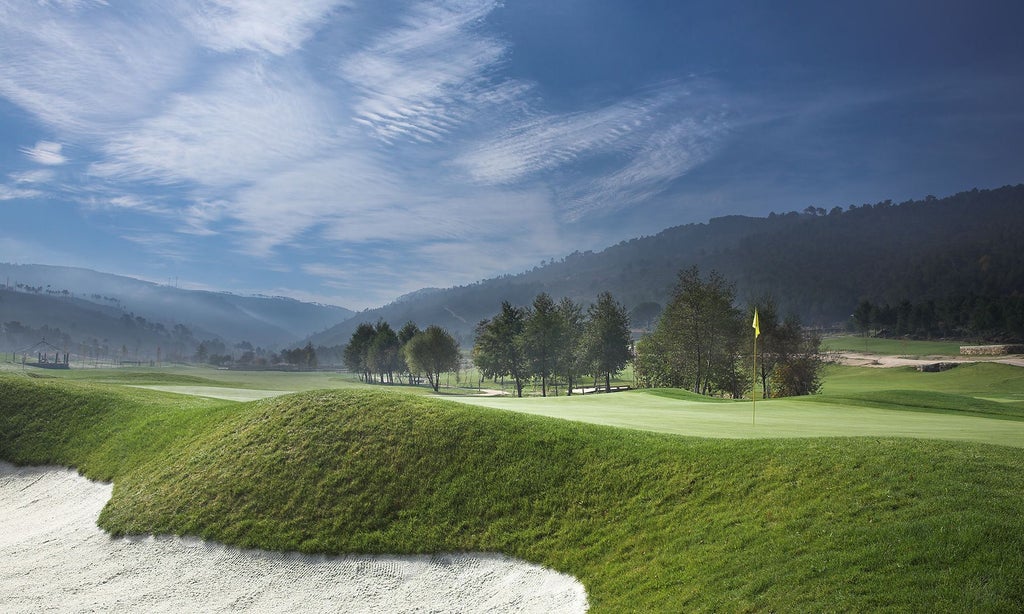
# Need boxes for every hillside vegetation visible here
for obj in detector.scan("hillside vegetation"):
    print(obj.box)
[2,374,1022,611]
[0,263,353,352]
[311,184,1024,345]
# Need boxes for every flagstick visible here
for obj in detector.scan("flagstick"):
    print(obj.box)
[752,308,759,427]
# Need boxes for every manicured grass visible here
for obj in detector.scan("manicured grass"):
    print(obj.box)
[0,362,373,392]
[2,375,1022,612]
[459,389,1024,447]
[821,362,1024,401]
[823,335,966,356]
[456,362,1024,446]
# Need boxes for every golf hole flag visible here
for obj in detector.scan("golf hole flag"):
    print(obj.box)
[752,308,760,425]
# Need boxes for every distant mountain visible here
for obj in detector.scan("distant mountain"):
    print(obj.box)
[310,185,1024,347]
[0,264,353,352]
[0,288,201,362]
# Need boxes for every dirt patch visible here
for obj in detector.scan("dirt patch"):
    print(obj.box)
[0,462,587,613]
[834,352,1024,369]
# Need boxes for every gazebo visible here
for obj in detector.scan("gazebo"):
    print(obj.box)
[15,339,71,369]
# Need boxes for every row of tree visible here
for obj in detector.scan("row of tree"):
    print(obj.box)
[634,267,824,398]
[472,291,632,397]
[342,321,461,392]
[342,271,823,400]
[850,294,1024,340]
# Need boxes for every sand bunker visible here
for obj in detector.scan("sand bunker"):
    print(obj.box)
[0,463,587,613]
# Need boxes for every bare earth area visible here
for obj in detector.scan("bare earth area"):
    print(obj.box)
[835,352,1024,368]
[0,463,587,613]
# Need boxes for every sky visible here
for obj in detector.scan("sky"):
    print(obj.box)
[1,0,1023,310]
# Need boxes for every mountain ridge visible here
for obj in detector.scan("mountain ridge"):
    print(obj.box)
[309,184,1024,346]
[0,263,354,353]
[3,184,1021,355]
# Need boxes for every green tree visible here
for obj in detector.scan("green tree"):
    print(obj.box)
[629,301,662,332]
[301,341,318,369]
[397,321,422,384]
[749,297,810,399]
[770,327,824,396]
[472,301,529,397]
[638,267,747,397]
[584,291,632,393]
[405,325,461,392]
[557,297,586,395]
[522,293,564,397]
[343,322,376,382]
[194,341,208,364]
[367,321,401,383]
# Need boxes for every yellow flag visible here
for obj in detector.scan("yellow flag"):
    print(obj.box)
[752,308,760,338]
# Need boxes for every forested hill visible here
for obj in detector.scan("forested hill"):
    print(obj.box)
[0,264,354,349]
[312,184,1024,346]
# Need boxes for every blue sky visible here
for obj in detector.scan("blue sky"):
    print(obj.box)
[1,0,1022,310]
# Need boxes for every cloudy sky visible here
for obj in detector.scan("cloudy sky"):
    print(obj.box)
[2,1,1022,309]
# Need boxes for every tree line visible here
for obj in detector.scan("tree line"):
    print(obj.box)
[342,272,824,400]
[851,294,1024,341]
[634,267,824,398]
[343,321,460,392]
[472,291,632,397]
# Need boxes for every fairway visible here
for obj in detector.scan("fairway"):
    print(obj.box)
[47,361,1024,449]
[823,335,967,356]
[453,391,1024,448]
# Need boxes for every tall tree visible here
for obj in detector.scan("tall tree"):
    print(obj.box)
[405,325,461,392]
[397,321,421,384]
[638,267,747,397]
[557,297,586,395]
[367,320,401,383]
[343,322,376,382]
[748,297,786,399]
[472,301,528,397]
[522,293,564,396]
[770,326,825,397]
[584,291,632,393]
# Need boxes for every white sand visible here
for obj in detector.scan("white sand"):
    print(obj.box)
[0,463,588,613]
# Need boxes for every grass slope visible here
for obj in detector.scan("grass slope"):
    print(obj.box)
[2,374,1023,611]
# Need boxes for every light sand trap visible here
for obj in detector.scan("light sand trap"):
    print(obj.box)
[0,463,587,613]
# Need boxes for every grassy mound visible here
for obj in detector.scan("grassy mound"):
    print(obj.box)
[2,375,1023,611]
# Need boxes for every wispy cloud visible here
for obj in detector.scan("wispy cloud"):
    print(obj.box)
[20,141,67,165]
[183,0,351,55]
[86,194,172,216]
[0,3,195,134]
[562,113,730,219]
[455,99,656,184]
[0,185,43,200]
[455,82,732,219]
[92,61,340,188]
[9,169,56,183]
[341,0,514,143]
[118,231,194,263]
